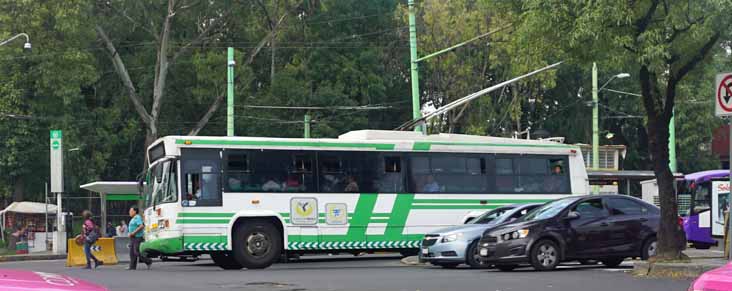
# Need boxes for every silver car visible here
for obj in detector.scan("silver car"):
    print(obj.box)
[419,203,542,268]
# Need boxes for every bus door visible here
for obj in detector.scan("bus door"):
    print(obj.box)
[179,149,225,249]
[711,180,730,237]
[686,181,715,245]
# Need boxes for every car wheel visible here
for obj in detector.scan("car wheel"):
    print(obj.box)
[641,237,657,260]
[577,259,598,265]
[211,252,244,270]
[601,257,624,267]
[466,241,491,269]
[433,263,460,269]
[529,240,561,271]
[232,219,283,269]
[495,264,517,271]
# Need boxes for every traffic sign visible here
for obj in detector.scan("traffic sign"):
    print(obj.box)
[50,129,63,193]
[716,73,732,117]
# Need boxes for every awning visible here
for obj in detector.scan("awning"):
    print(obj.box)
[80,181,142,200]
[0,201,58,215]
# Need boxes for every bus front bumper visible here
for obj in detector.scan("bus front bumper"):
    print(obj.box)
[140,236,184,256]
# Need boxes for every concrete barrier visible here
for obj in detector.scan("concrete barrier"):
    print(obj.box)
[66,238,118,267]
[114,237,130,263]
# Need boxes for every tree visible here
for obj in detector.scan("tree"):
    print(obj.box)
[513,0,731,260]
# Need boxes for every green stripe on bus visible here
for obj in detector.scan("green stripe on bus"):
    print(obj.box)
[176,139,395,150]
[412,141,576,151]
[345,193,378,241]
[176,219,230,224]
[412,199,550,204]
[384,194,414,240]
[183,235,227,243]
[178,213,234,217]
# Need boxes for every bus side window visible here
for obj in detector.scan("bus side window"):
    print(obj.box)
[378,156,404,193]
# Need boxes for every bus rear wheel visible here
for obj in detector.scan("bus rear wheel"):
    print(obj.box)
[211,252,243,270]
[232,219,282,269]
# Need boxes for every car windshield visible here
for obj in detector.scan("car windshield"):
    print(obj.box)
[521,198,579,221]
[469,207,513,224]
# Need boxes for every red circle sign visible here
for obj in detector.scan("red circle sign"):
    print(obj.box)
[717,75,732,112]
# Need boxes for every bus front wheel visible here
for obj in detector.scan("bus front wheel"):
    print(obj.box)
[232,219,283,269]
[211,252,243,270]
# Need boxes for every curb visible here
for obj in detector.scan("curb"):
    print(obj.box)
[633,260,725,279]
[0,254,66,263]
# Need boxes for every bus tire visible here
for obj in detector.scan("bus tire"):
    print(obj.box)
[211,252,243,270]
[232,219,282,269]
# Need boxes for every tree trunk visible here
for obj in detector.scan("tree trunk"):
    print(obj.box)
[11,177,24,202]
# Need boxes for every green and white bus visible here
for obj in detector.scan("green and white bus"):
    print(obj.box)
[139,130,588,269]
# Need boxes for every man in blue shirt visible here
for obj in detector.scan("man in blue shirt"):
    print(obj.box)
[128,206,152,270]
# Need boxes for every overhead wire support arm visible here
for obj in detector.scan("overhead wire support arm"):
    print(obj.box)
[395,62,563,131]
[414,24,512,63]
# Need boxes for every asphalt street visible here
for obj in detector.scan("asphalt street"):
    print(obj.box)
[1,255,692,291]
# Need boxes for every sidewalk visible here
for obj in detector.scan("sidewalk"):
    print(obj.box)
[0,251,66,263]
[633,248,727,279]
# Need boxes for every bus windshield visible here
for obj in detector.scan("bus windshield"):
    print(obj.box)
[144,159,178,207]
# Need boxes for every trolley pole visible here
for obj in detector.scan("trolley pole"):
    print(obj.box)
[227,47,235,136]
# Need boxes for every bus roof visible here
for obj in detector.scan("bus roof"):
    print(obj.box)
[151,130,578,157]
[685,170,729,183]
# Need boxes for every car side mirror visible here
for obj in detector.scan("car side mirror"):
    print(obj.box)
[566,211,581,220]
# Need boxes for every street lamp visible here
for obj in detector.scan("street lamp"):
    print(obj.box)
[591,62,629,194]
[0,33,31,50]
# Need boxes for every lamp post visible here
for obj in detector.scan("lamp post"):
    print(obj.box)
[0,33,31,49]
[592,62,629,194]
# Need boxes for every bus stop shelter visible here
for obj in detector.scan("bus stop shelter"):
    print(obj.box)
[79,181,143,234]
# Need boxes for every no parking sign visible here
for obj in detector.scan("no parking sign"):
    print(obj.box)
[716,73,732,117]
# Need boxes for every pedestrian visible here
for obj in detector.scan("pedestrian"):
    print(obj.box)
[106,222,115,237]
[117,220,128,237]
[81,210,102,269]
[127,206,152,270]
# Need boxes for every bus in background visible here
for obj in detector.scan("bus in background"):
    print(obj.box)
[682,170,729,249]
[139,130,588,269]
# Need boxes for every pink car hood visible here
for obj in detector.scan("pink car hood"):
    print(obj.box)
[0,269,108,291]
[691,263,732,291]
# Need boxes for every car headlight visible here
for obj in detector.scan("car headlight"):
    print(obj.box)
[501,229,530,241]
[442,233,463,243]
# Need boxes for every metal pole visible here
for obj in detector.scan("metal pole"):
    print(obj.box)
[304,114,311,138]
[45,182,48,249]
[227,47,235,136]
[727,118,732,261]
[592,62,599,194]
[408,0,422,133]
[669,109,677,173]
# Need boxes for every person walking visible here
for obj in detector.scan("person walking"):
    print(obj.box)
[127,206,152,270]
[117,220,128,237]
[81,210,102,269]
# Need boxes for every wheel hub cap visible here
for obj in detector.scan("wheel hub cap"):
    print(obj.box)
[538,245,557,267]
[246,232,271,257]
[648,241,657,257]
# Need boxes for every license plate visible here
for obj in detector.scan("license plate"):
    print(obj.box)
[479,248,488,256]
[421,248,429,255]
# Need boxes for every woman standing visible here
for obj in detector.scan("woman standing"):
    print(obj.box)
[128,206,152,270]
[81,210,102,269]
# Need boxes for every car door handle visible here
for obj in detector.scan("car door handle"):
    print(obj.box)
[639,218,648,222]
[600,222,609,227]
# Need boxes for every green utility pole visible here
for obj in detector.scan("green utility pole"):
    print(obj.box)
[304,114,311,138]
[592,63,599,195]
[408,0,422,133]
[592,63,599,170]
[227,47,235,136]
[669,110,677,172]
